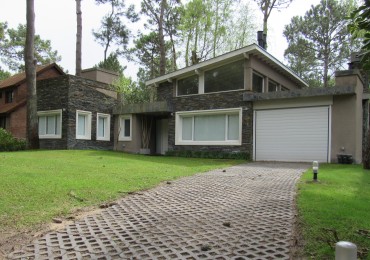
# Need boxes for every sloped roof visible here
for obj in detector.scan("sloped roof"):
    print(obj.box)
[0,99,27,114]
[0,63,64,90]
[146,44,308,88]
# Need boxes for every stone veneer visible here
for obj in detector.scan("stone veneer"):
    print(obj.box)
[157,82,253,157]
[37,75,117,150]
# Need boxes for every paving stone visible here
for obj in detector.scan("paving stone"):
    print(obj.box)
[7,162,307,259]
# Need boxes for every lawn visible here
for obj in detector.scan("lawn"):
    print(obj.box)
[298,164,370,259]
[0,150,242,231]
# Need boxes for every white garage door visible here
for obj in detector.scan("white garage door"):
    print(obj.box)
[254,106,330,162]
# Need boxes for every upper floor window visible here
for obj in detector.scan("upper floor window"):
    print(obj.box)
[177,75,199,96]
[76,110,92,140]
[38,109,62,139]
[5,90,13,103]
[119,115,132,141]
[268,81,278,92]
[97,113,111,141]
[281,86,289,91]
[253,73,264,93]
[204,60,244,93]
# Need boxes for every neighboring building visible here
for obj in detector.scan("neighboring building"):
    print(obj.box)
[37,70,118,150]
[0,63,64,139]
[114,44,368,163]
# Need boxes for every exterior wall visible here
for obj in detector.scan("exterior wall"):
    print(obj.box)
[37,75,117,150]
[8,105,27,139]
[81,68,119,85]
[114,114,142,153]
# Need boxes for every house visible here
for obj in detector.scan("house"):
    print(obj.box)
[114,44,368,163]
[36,68,118,150]
[0,63,64,139]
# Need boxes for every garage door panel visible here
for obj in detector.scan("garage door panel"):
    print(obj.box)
[255,106,329,162]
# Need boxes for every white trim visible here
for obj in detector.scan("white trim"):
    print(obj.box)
[328,106,332,163]
[253,109,256,161]
[96,113,111,141]
[175,108,242,146]
[118,114,132,141]
[76,110,92,140]
[37,109,62,139]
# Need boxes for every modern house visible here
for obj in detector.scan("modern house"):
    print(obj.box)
[114,44,368,163]
[0,63,64,139]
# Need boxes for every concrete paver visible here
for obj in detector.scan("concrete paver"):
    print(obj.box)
[8,162,308,259]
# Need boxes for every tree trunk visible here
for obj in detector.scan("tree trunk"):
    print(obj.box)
[75,0,82,76]
[158,0,166,76]
[25,0,39,149]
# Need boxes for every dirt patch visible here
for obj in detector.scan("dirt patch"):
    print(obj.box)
[290,188,305,259]
[0,206,104,259]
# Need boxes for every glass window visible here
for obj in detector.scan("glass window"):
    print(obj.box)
[268,81,278,92]
[253,73,264,93]
[5,90,13,103]
[281,86,289,91]
[176,109,241,145]
[38,110,62,139]
[204,60,244,93]
[177,75,198,96]
[97,113,110,141]
[76,110,92,140]
[119,115,132,141]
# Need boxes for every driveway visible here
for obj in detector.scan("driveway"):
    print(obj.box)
[8,162,308,260]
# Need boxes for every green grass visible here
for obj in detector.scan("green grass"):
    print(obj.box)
[298,164,370,259]
[0,150,242,231]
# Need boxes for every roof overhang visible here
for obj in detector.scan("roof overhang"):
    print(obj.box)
[146,44,308,88]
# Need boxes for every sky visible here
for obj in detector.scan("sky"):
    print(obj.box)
[0,0,321,79]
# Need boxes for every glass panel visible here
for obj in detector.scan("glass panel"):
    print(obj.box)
[78,114,86,136]
[281,86,289,91]
[38,116,46,135]
[228,114,239,140]
[177,75,198,96]
[268,81,278,92]
[124,119,130,137]
[252,73,264,93]
[98,117,105,138]
[46,115,56,135]
[194,114,225,141]
[204,60,244,93]
[182,117,193,140]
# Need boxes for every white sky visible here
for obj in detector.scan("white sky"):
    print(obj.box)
[0,0,321,79]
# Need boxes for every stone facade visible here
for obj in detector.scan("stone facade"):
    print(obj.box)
[37,75,117,150]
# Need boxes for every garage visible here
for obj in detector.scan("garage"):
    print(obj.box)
[254,106,330,162]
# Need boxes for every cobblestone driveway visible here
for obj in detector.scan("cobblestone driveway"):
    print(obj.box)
[8,162,308,260]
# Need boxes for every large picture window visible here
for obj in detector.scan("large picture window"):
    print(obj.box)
[204,60,244,93]
[119,115,132,141]
[177,75,199,96]
[76,110,92,140]
[38,109,62,139]
[97,113,111,141]
[176,108,242,145]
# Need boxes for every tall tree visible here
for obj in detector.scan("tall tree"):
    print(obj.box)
[93,0,138,62]
[95,52,126,74]
[253,0,293,47]
[75,0,82,76]
[284,0,359,87]
[25,0,39,149]
[0,24,61,72]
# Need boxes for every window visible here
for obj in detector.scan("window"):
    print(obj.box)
[204,60,244,93]
[0,116,6,129]
[176,108,242,145]
[281,86,289,91]
[119,115,132,141]
[268,81,278,92]
[97,113,111,141]
[5,90,13,103]
[38,109,62,139]
[252,73,264,93]
[76,110,92,140]
[177,75,199,96]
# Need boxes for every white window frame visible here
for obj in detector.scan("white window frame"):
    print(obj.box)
[119,115,132,141]
[252,72,265,93]
[96,113,111,141]
[76,110,92,140]
[37,109,62,139]
[175,108,242,146]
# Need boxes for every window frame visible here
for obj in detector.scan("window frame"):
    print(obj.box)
[5,89,14,103]
[268,80,279,92]
[37,109,62,139]
[176,74,199,96]
[76,110,92,140]
[96,113,111,141]
[175,108,242,146]
[252,72,265,93]
[119,115,132,141]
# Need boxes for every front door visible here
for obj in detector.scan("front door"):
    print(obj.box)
[156,119,168,155]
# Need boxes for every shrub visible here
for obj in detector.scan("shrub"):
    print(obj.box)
[165,149,249,160]
[0,128,26,152]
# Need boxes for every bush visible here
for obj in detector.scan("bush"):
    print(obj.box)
[165,149,249,160]
[0,128,26,152]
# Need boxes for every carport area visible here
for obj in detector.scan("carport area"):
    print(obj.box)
[8,162,308,259]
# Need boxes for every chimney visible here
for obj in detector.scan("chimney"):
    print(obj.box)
[257,31,267,49]
[348,52,362,70]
